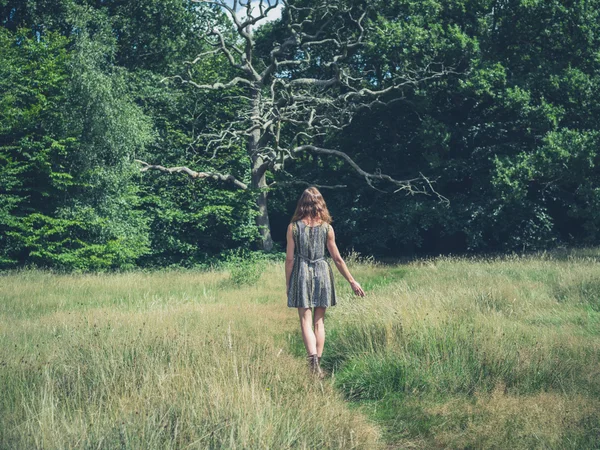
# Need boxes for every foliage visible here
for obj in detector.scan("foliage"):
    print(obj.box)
[0,1,259,270]
[0,14,153,270]
[333,1,600,253]
[222,249,284,286]
[272,0,600,255]
[225,249,267,286]
[2,0,600,269]
[129,40,261,266]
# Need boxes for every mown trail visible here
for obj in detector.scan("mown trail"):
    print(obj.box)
[1,251,599,449]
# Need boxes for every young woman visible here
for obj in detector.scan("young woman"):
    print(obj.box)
[285,187,365,377]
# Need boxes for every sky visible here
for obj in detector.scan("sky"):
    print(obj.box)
[224,0,284,31]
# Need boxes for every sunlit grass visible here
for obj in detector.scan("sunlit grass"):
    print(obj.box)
[0,265,381,449]
[324,249,600,449]
[1,249,599,449]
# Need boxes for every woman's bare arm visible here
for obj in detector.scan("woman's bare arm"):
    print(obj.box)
[285,223,295,292]
[326,225,365,297]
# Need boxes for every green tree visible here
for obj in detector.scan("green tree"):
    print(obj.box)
[138,0,450,251]
[306,0,600,255]
[0,7,155,270]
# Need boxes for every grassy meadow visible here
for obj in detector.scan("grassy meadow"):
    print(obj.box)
[1,249,599,449]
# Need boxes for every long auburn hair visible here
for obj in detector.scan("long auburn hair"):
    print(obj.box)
[290,187,332,224]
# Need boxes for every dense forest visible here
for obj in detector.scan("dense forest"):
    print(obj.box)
[1,0,599,271]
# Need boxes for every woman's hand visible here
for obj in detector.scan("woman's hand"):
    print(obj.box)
[350,280,365,297]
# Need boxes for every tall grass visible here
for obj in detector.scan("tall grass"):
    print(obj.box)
[1,250,599,448]
[0,266,379,449]
[322,249,600,449]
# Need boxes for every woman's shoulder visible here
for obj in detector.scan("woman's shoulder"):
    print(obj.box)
[288,221,300,235]
[293,218,330,230]
[325,222,334,235]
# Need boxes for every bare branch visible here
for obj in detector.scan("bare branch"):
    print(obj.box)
[192,0,261,80]
[238,0,280,30]
[156,0,453,203]
[210,27,244,69]
[268,179,347,189]
[292,146,449,202]
[194,0,241,28]
[135,159,248,190]
[341,68,449,102]
[289,77,338,88]
[145,0,456,251]
[161,75,252,90]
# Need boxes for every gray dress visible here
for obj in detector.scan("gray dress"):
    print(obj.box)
[287,220,337,308]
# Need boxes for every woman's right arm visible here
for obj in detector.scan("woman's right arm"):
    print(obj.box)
[326,225,365,297]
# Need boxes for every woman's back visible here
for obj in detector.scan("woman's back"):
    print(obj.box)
[293,220,328,261]
[288,220,336,308]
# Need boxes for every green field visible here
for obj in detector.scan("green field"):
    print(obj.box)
[1,250,599,449]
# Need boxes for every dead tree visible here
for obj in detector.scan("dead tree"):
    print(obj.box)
[136,0,450,251]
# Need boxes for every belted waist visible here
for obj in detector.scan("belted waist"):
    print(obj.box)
[295,254,325,264]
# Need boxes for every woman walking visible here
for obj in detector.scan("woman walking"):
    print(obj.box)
[286,187,365,377]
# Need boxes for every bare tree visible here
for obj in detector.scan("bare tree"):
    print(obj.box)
[136,0,450,251]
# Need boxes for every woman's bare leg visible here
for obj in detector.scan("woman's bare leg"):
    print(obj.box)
[298,307,317,355]
[313,307,326,358]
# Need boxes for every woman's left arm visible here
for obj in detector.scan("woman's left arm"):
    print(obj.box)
[285,223,295,292]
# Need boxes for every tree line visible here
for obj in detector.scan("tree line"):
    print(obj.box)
[1,0,599,271]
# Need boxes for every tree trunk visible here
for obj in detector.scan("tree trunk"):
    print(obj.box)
[248,85,274,251]
[252,165,274,251]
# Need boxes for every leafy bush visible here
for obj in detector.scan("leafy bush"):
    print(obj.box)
[223,249,283,286]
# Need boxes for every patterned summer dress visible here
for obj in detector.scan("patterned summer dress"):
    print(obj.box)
[287,220,337,308]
